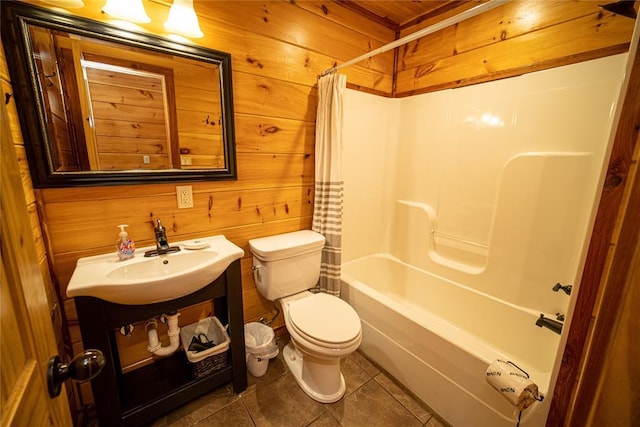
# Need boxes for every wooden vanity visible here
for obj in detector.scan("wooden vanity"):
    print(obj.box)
[74,259,247,426]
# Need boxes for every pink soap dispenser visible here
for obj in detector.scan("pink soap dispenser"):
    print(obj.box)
[116,224,135,260]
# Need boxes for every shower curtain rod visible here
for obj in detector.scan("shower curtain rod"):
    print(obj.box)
[320,0,509,77]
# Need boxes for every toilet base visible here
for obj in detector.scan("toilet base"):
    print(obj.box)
[283,343,346,403]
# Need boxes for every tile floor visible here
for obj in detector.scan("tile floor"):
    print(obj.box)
[150,336,451,427]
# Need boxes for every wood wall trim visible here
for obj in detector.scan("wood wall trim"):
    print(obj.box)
[194,1,395,75]
[398,1,469,31]
[295,1,396,42]
[346,81,393,97]
[587,184,640,424]
[547,40,640,427]
[335,0,399,31]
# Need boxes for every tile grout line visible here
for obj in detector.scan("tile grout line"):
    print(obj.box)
[317,376,376,427]
[371,372,434,426]
[239,395,258,427]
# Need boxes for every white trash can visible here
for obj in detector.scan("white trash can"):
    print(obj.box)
[244,322,279,377]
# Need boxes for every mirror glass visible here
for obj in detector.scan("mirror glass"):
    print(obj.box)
[1,2,237,187]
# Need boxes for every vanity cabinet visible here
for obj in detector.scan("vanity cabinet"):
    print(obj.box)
[74,259,247,426]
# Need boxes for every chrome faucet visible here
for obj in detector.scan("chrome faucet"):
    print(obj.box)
[144,219,181,257]
[155,219,170,251]
[535,314,563,335]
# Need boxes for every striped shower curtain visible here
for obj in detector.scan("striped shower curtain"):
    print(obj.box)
[313,73,346,296]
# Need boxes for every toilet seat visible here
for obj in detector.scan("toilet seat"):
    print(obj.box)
[286,293,361,349]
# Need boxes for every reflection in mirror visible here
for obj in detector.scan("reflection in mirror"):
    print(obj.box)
[1,2,236,187]
[30,26,224,172]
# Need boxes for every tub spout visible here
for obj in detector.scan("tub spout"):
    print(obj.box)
[536,314,563,335]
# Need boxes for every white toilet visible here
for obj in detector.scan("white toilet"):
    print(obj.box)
[249,230,362,403]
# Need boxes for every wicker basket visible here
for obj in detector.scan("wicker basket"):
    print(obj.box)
[180,316,230,378]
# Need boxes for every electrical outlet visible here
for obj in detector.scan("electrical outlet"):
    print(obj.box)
[176,185,193,209]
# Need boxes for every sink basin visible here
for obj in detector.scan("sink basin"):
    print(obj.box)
[67,235,244,305]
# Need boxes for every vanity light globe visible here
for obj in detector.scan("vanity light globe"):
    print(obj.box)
[165,0,204,38]
[102,0,151,24]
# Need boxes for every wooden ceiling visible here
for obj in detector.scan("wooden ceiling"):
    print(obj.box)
[340,0,465,29]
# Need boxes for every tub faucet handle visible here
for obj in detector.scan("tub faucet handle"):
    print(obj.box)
[552,282,572,295]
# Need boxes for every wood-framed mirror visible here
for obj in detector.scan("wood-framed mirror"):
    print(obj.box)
[1,1,237,187]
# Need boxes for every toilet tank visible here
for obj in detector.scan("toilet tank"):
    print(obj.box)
[249,230,325,301]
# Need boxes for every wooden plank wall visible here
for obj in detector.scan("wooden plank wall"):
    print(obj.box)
[2,0,634,418]
[172,58,225,169]
[85,65,173,169]
[395,1,634,96]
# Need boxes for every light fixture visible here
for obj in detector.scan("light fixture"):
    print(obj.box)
[102,0,151,24]
[165,0,204,38]
[42,0,85,8]
[599,0,637,19]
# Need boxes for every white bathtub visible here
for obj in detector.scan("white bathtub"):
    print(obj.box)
[341,254,559,427]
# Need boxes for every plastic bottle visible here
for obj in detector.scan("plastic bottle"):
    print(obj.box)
[116,224,135,260]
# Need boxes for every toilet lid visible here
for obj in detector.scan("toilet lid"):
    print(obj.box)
[288,293,361,344]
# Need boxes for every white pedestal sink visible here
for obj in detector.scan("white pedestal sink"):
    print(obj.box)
[67,235,244,305]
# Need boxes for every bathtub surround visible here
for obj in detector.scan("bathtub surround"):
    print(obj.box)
[341,255,555,427]
[313,73,347,295]
[341,54,629,426]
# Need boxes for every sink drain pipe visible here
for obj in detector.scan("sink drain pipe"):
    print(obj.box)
[146,311,181,356]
